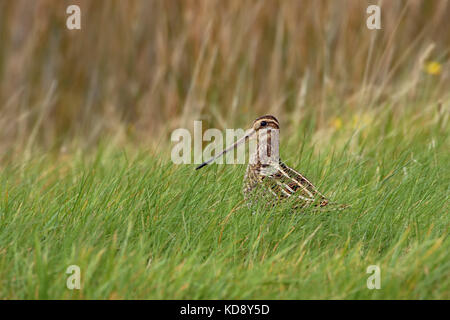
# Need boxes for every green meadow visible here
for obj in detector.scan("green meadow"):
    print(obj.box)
[0,102,448,299]
[0,1,448,299]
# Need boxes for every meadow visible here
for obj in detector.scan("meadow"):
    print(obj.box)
[0,0,449,299]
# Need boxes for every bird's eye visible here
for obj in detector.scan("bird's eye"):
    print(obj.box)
[260,121,267,127]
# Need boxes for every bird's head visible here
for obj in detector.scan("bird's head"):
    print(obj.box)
[196,115,279,170]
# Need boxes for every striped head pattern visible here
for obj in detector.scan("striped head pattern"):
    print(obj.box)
[196,115,280,170]
[252,115,280,131]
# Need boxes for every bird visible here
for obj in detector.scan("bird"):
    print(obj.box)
[196,115,347,210]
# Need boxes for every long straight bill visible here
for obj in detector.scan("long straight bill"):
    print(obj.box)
[196,129,255,170]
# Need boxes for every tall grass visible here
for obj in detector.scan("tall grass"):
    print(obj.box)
[0,0,448,154]
[0,108,448,298]
[0,0,448,299]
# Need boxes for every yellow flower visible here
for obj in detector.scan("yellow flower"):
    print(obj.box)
[331,117,343,130]
[352,114,372,129]
[425,61,442,76]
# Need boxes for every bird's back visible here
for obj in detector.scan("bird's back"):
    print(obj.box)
[243,159,330,208]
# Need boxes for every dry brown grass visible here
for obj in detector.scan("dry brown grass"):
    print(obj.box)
[0,0,449,155]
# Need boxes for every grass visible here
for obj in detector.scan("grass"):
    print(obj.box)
[1,1,449,153]
[0,101,448,299]
[0,0,449,299]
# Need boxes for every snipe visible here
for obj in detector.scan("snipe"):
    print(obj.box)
[196,115,347,210]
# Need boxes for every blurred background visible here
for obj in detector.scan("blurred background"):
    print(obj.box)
[0,0,448,156]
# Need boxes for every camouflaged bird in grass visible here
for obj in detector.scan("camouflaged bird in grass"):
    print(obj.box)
[197,115,348,211]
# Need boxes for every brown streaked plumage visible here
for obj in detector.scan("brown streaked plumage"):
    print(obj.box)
[196,115,347,210]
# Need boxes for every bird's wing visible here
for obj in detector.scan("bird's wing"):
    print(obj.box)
[260,160,328,203]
